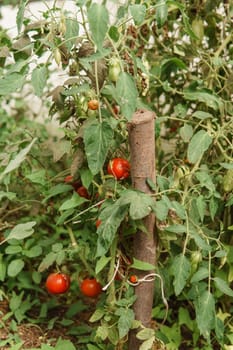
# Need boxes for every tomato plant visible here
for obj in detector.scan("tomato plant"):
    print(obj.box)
[80,278,102,298]
[0,0,233,349]
[45,273,70,294]
[107,158,130,180]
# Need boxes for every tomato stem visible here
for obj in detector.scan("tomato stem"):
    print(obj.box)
[66,225,78,247]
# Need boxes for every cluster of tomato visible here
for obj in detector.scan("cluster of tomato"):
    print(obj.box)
[45,273,102,298]
[46,158,130,297]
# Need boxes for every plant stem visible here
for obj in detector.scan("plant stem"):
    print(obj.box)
[215,33,232,58]
[66,225,78,247]
[106,236,118,306]
[65,199,106,224]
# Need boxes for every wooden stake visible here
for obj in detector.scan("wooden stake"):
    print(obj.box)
[128,109,156,349]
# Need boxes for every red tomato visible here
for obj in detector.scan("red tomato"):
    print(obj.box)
[112,104,120,115]
[45,273,70,294]
[96,219,102,228]
[129,275,138,284]
[76,186,90,199]
[88,99,99,110]
[64,175,73,183]
[80,278,102,297]
[107,158,130,180]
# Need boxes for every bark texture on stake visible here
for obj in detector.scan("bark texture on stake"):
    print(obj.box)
[128,109,156,349]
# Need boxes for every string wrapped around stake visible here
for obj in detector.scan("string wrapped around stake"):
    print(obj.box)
[102,258,169,324]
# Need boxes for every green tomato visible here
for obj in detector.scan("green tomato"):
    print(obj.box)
[192,17,204,43]
[108,57,121,82]
[223,169,233,192]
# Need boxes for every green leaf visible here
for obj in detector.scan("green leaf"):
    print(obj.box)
[96,203,128,257]
[0,254,6,281]
[115,72,138,120]
[24,245,42,258]
[16,0,29,33]
[196,195,206,222]
[226,195,233,207]
[80,168,93,189]
[194,290,215,338]
[0,73,25,96]
[56,209,75,225]
[7,343,24,350]
[131,258,155,271]
[161,57,187,74]
[10,291,23,311]
[189,229,212,251]
[115,308,134,339]
[172,254,191,295]
[187,130,212,164]
[96,325,108,341]
[129,4,147,25]
[87,345,103,350]
[119,190,154,220]
[95,256,111,275]
[42,184,72,203]
[38,251,57,272]
[195,171,215,192]
[129,194,153,220]
[7,221,36,241]
[84,121,113,175]
[152,200,169,221]
[183,87,223,111]
[55,338,76,350]
[108,26,119,42]
[209,197,218,221]
[213,277,233,297]
[179,124,193,142]
[220,162,233,170]
[166,224,186,234]
[178,307,194,330]
[170,201,186,220]
[59,193,87,211]
[1,138,37,178]
[7,259,25,277]
[65,18,79,51]
[139,337,155,350]
[5,245,22,254]
[156,0,168,28]
[0,191,16,201]
[89,308,105,323]
[182,11,197,40]
[191,267,209,283]
[8,60,28,74]
[136,328,155,340]
[87,4,109,51]
[25,169,47,186]
[192,111,213,120]
[31,65,48,97]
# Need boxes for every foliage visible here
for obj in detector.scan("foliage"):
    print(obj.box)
[0,0,233,349]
